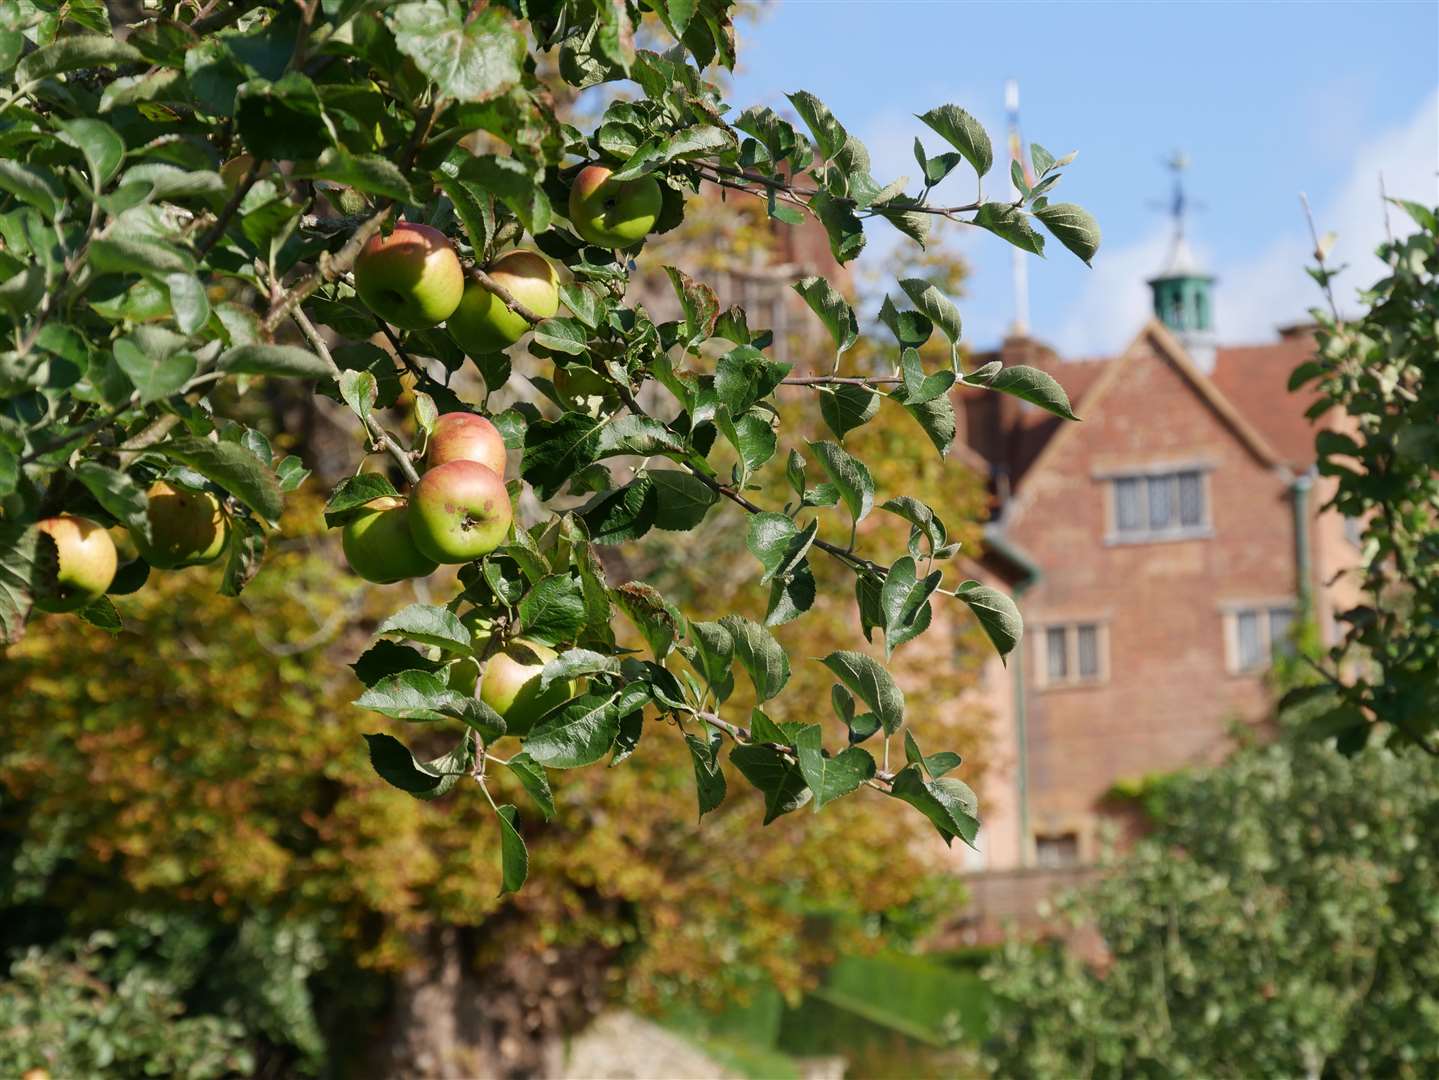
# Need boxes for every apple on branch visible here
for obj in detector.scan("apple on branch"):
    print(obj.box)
[567,165,663,248]
[447,250,559,355]
[137,480,229,569]
[342,497,439,584]
[33,515,118,613]
[353,222,464,330]
[407,460,513,564]
[426,412,507,474]
[479,640,577,737]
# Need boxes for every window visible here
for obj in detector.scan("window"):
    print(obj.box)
[1035,832,1080,868]
[1108,468,1208,542]
[1040,622,1106,687]
[1227,604,1298,673]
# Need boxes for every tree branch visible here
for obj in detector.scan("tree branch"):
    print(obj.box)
[195,157,265,260]
[290,305,421,485]
[781,375,901,387]
[470,267,547,324]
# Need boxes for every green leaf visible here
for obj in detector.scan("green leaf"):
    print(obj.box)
[218,516,266,599]
[539,648,621,690]
[651,470,716,531]
[968,363,1078,421]
[294,149,416,203]
[218,344,329,379]
[956,579,1023,664]
[581,475,656,545]
[766,559,815,627]
[494,804,528,895]
[73,462,152,545]
[917,104,992,178]
[90,235,195,277]
[614,581,681,660]
[792,275,858,355]
[720,615,790,703]
[1030,143,1057,177]
[78,595,121,634]
[890,384,956,457]
[808,439,874,525]
[524,692,620,768]
[819,384,881,440]
[794,725,875,810]
[351,640,440,687]
[390,2,526,102]
[899,350,956,406]
[685,731,727,819]
[1034,202,1101,266]
[972,203,1045,256]
[888,764,980,848]
[878,295,933,349]
[821,651,905,735]
[322,474,399,527]
[0,524,50,645]
[355,670,478,722]
[364,732,463,797]
[879,555,941,656]
[165,274,210,336]
[504,753,555,820]
[113,334,194,403]
[746,512,816,584]
[57,118,124,188]
[235,73,332,160]
[377,603,472,652]
[730,744,811,824]
[687,620,734,699]
[664,265,719,345]
[903,730,963,779]
[0,161,64,219]
[161,436,282,521]
[16,34,140,85]
[518,574,586,646]
[898,278,962,348]
[339,369,377,421]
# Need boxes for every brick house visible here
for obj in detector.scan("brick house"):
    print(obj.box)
[953,237,1359,914]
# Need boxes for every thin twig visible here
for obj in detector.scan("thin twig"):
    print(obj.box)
[1299,192,1341,323]
[471,267,546,324]
[290,305,421,485]
[195,157,265,259]
[781,375,901,387]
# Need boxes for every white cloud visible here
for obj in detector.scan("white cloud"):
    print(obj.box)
[1053,90,1439,356]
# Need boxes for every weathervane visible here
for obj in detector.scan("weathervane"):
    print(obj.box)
[1151,151,1205,276]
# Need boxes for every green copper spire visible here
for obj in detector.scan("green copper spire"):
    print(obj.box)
[1147,152,1217,370]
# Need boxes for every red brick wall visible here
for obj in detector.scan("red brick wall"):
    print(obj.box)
[1000,331,1300,859]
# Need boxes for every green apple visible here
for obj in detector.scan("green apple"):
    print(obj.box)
[427,412,507,474]
[567,165,663,248]
[480,639,577,736]
[407,460,512,564]
[33,515,117,613]
[139,480,229,569]
[353,222,464,330]
[342,496,439,584]
[447,250,559,354]
[553,363,619,416]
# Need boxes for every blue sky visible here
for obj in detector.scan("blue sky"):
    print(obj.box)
[725,1,1439,355]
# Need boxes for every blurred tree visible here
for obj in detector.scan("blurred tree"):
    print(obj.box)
[982,717,1439,1079]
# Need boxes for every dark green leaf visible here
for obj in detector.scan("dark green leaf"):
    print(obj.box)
[720,615,790,702]
[494,804,528,895]
[518,574,586,646]
[898,278,962,347]
[917,104,992,177]
[794,725,875,810]
[322,474,399,528]
[808,439,874,524]
[730,744,811,824]
[821,650,904,735]
[685,731,727,819]
[888,764,980,847]
[879,555,941,656]
[218,344,329,379]
[524,692,620,768]
[377,603,472,652]
[956,579,1023,664]
[819,383,881,440]
[968,363,1078,421]
[793,275,858,355]
[1034,202,1101,266]
[504,753,555,820]
[161,436,282,521]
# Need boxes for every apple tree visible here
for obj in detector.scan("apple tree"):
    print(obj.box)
[0,0,1099,892]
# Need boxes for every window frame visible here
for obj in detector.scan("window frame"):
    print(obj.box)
[1035,619,1110,690]
[1221,599,1300,674]
[1097,461,1215,545]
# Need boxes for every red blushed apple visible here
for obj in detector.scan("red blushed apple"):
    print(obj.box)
[354,222,464,330]
[447,250,560,354]
[342,497,439,584]
[33,515,117,613]
[407,460,512,564]
[427,412,507,474]
[138,480,229,569]
[567,165,663,248]
[479,639,577,736]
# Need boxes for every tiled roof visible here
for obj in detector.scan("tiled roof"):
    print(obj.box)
[959,328,1326,482]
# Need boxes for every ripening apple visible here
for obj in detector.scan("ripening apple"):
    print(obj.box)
[427,412,507,474]
[342,497,439,584]
[447,250,559,354]
[567,165,663,248]
[353,222,464,330]
[407,460,512,564]
[139,480,229,569]
[33,515,118,613]
[480,639,577,736]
